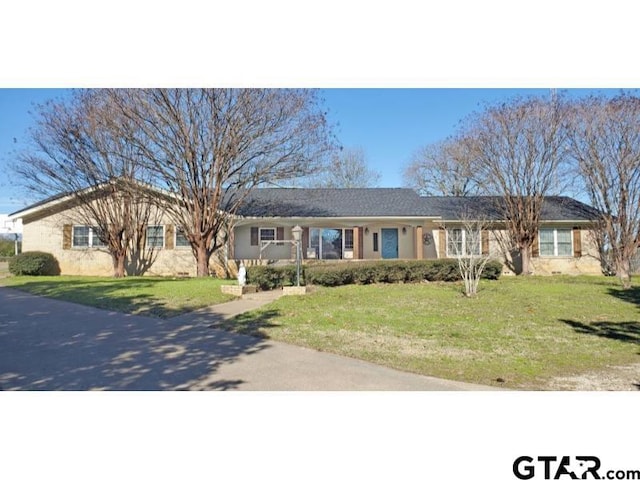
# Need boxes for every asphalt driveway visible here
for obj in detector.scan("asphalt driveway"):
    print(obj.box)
[0,286,497,391]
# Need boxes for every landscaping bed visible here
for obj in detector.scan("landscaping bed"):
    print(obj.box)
[246,259,502,290]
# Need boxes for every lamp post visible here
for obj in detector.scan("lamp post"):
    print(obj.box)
[291,225,302,287]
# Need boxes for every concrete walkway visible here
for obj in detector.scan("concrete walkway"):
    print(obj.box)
[175,289,285,323]
[0,286,500,391]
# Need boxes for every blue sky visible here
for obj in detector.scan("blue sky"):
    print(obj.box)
[0,88,621,213]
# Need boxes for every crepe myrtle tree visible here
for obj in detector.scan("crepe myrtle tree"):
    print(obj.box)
[462,95,569,275]
[565,93,640,289]
[14,89,162,278]
[443,216,494,297]
[108,88,335,277]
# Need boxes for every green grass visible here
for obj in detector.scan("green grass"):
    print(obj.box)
[0,275,236,318]
[219,276,640,389]
[3,273,640,389]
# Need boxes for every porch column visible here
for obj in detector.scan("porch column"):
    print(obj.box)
[302,227,309,259]
[415,226,423,259]
[290,240,296,260]
[353,227,360,260]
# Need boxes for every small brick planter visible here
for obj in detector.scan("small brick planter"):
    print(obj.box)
[282,286,308,296]
[220,285,257,297]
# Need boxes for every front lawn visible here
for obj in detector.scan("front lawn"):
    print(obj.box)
[3,274,639,389]
[0,275,235,318]
[218,276,640,389]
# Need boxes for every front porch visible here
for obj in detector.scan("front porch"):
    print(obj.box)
[230,220,443,263]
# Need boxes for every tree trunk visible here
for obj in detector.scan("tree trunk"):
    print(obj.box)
[520,245,532,275]
[196,244,211,277]
[616,257,632,290]
[112,251,126,278]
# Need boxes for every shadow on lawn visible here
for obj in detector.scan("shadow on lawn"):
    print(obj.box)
[559,319,640,346]
[607,286,640,311]
[0,285,267,391]
[559,286,640,352]
[6,277,203,318]
[205,308,282,339]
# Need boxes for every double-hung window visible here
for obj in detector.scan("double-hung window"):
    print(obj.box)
[259,228,276,242]
[539,228,572,256]
[146,225,165,248]
[72,226,106,248]
[446,228,481,257]
[175,228,190,248]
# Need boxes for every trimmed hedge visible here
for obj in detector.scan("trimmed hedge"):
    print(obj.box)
[246,264,301,290]
[246,259,502,290]
[480,260,502,281]
[8,251,61,276]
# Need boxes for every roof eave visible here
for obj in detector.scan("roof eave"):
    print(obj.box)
[8,180,180,221]
[234,215,442,224]
[8,193,76,220]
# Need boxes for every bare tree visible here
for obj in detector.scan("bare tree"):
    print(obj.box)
[463,96,568,275]
[306,147,381,188]
[443,215,494,297]
[565,93,640,289]
[403,136,480,196]
[586,219,616,276]
[14,90,160,277]
[109,89,334,277]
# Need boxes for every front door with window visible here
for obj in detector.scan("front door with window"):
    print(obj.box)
[381,228,398,259]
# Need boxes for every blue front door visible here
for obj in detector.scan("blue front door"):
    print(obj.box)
[381,228,398,259]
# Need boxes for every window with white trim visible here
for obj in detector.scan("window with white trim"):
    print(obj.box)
[446,228,481,257]
[344,229,354,250]
[309,228,354,260]
[539,228,572,256]
[259,228,276,242]
[72,225,106,248]
[146,225,164,248]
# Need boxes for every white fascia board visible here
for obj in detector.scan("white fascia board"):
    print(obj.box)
[538,220,596,225]
[232,216,442,226]
[8,180,178,221]
[7,193,77,220]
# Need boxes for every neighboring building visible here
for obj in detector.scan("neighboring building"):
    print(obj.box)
[8,187,602,277]
[0,214,22,236]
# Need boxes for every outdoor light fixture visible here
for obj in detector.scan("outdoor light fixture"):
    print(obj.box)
[291,225,303,287]
[364,227,369,235]
[402,227,407,235]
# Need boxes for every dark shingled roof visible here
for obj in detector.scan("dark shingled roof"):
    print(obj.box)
[236,188,433,217]
[11,185,600,223]
[236,188,599,221]
[420,196,601,221]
